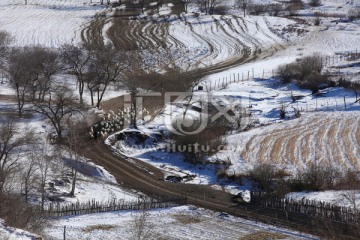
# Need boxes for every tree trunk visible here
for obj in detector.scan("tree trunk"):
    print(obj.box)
[15,84,23,117]
[78,81,85,105]
[69,169,77,197]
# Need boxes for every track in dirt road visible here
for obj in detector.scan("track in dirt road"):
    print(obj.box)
[81,140,360,239]
[80,140,235,210]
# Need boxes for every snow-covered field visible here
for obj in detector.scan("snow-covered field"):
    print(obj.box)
[165,14,285,69]
[222,111,360,174]
[1,0,360,238]
[43,205,318,240]
[0,1,105,47]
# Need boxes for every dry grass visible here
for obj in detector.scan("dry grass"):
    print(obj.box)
[82,224,115,233]
[238,231,287,240]
[173,214,201,225]
[242,114,360,172]
[342,119,358,167]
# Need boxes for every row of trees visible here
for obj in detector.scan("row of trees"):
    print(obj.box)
[0,30,207,139]
[192,0,321,16]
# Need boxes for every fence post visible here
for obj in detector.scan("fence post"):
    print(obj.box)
[63,226,66,240]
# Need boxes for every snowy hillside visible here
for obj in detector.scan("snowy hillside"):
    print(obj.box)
[0,219,40,240]
[0,2,105,47]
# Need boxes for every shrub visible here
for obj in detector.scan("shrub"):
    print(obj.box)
[295,162,340,191]
[248,4,267,15]
[288,0,304,15]
[268,4,283,16]
[214,5,229,15]
[314,17,321,26]
[298,73,327,93]
[248,163,289,193]
[276,63,299,83]
[309,0,321,7]
[0,193,47,233]
[334,170,360,190]
[297,54,324,79]
[277,54,325,92]
[348,8,360,21]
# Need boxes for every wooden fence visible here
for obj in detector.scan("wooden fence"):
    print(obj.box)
[250,192,360,223]
[46,196,187,217]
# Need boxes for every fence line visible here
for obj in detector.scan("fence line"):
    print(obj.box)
[45,196,187,217]
[203,49,359,92]
[46,192,360,224]
[250,192,360,223]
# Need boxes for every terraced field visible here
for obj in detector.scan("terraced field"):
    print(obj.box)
[82,9,285,72]
[239,112,360,171]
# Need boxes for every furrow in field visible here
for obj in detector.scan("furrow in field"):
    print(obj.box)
[341,118,359,169]
[240,113,360,171]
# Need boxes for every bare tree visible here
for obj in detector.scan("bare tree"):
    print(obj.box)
[199,0,222,15]
[61,45,91,105]
[181,0,192,13]
[21,150,38,201]
[87,45,124,108]
[130,205,158,240]
[120,69,158,128]
[342,190,358,212]
[235,0,253,17]
[0,121,33,194]
[6,48,41,117]
[35,143,52,211]
[66,117,86,197]
[32,47,60,102]
[118,51,162,128]
[31,84,81,140]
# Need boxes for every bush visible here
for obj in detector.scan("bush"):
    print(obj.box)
[297,54,324,79]
[277,54,325,92]
[334,169,360,190]
[214,5,229,15]
[288,0,304,15]
[0,193,47,233]
[298,73,327,93]
[314,17,321,26]
[309,0,321,7]
[248,163,289,194]
[268,4,283,16]
[276,63,299,83]
[348,8,360,21]
[248,4,267,15]
[295,162,340,191]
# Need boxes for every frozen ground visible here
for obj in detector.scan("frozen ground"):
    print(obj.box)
[44,205,318,240]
